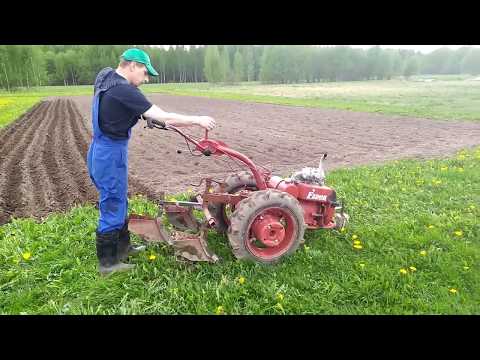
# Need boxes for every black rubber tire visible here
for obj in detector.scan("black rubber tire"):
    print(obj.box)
[227,189,306,264]
[208,171,258,233]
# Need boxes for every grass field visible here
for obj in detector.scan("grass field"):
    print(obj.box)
[1,76,479,129]
[142,77,480,121]
[0,97,44,128]
[1,147,478,315]
[1,77,479,314]
[0,86,91,128]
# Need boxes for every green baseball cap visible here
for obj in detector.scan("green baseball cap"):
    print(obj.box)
[121,48,159,76]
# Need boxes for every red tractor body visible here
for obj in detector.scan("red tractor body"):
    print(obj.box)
[128,123,348,264]
[268,176,337,229]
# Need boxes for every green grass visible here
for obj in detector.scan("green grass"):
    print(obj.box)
[1,147,479,315]
[0,86,93,128]
[142,78,480,121]
[0,97,44,128]
[0,85,93,97]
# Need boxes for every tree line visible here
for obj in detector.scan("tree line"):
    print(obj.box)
[0,45,479,90]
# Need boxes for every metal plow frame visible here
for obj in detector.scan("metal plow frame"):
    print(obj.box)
[128,213,218,263]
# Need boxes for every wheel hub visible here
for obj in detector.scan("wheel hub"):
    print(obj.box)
[252,214,286,247]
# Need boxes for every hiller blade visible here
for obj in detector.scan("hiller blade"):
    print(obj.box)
[128,214,173,245]
[164,205,201,232]
[128,214,218,263]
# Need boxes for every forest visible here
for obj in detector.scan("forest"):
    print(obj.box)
[0,45,479,90]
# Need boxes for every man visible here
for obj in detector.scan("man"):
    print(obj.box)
[87,48,215,276]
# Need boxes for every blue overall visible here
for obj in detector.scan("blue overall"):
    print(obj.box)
[87,68,132,234]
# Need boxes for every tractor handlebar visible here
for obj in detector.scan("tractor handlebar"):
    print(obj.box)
[150,119,166,128]
[144,117,167,129]
[143,116,268,189]
[142,116,209,154]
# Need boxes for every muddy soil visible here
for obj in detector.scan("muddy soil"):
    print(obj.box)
[1,94,479,225]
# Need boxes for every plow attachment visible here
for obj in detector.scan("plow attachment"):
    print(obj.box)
[162,205,201,232]
[128,214,219,263]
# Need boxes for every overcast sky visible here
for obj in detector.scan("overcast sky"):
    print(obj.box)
[157,45,479,54]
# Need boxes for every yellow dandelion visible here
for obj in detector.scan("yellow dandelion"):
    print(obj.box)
[275,302,285,312]
[340,227,346,233]
[454,230,463,237]
[359,263,365,268]
[238,276,246,285]
[449,288,458,294]
[409,266,417,272]
[399,268,408,275]
[148,254,157,261]
[353,244,363,250]
[276,293,284,302]
[353,240,361,245]
[427,225,435,229]
[22,252,32,261]
[420,250,427,256]
[215,306,224,315]
[440,166,448,171]
[352,235,358,240]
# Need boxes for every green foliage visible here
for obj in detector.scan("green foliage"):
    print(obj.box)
[404,57,420,78]
[203,46,222,83]
[233,49,245,83]
[0,45,208,89]
[243,45,256,81]
[220,47,233,83]
[0,96,43,128]
[461,48,480,75]
[259,46,278,83]
[1,45,478,89]
[421,47,454,75]
[1,148,479,314]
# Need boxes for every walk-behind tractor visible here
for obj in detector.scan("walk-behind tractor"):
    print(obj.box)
[128,118,349,264]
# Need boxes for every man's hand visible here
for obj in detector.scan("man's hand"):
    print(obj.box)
[196,116,216,131]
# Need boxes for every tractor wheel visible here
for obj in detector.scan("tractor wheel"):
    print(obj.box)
[227,189,306,264]
[208,171,258,233]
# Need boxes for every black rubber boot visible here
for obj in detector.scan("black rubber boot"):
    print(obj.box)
[96,230,135,276]
[118,221,146,261]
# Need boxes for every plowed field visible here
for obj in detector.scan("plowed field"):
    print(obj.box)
[1,94,479,225]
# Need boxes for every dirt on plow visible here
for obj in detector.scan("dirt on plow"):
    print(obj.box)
[1,94,480,225]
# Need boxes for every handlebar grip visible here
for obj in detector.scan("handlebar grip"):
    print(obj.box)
[151,119,166,127]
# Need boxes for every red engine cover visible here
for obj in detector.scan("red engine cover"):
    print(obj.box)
[297,183,336,228]
[267,176,299,198]
[267,176,336,228]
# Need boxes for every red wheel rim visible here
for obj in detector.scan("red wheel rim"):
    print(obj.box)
[245,207,298,260]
